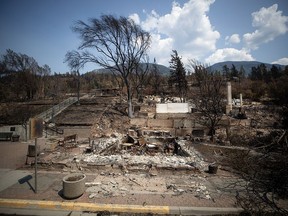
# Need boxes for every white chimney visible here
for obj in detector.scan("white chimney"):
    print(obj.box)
[226,82,232,114]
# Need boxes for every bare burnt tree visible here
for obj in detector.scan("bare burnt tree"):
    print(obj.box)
[227,129,288,215]
[1,49,43,100]
[189,60,225,142]
[132,54,150,102]
[38,64,51,99]
[65,15,151,118]
[228,75,288,214]
[69,70,81,105]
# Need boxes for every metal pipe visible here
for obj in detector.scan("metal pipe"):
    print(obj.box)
[34,138,38,193]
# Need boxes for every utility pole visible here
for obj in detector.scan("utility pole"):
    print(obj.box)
[76,70,80,105]
[34,138,38,193]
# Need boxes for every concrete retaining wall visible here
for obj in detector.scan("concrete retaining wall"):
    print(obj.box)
[60,126,92,138]
[147,119,174,128]
[156,113,190,119]
[130,118,147,127]
[0,124,29,141]
[173,119,194,128]
[130,117,205,138]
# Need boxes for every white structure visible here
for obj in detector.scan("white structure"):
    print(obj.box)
[226,82,232,114]
[232,94,243,107]
[156,103,189,113]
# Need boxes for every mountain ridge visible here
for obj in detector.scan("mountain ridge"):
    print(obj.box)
[85,61,287,76]
[208,61,286,74]
[88,63,170,76]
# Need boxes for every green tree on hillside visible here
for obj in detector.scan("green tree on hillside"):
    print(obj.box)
[230,64,238,78]
[150,58,162,96]
[168,50,187,102]
[222,64,230,80]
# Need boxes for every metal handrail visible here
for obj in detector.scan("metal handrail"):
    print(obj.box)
[35,97,78,122]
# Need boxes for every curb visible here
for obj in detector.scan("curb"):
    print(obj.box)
[170,206,243,215]
[0,198,244,215]
[0,198,169,214]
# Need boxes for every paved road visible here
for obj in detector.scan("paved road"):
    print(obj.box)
[0,138,48,170]
[0,141,30,169]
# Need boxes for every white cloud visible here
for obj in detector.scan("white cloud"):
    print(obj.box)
[132,0,220,66]
[129,13,140,25]
[272,57,288,65]
[205,48,255,65]
[149,33,174,65]
[243,4,288,50]
[141,10,159,31]
[225,34,240,45]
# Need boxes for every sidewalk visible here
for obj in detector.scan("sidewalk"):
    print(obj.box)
[0,199,243,215]
[0,169,243,215]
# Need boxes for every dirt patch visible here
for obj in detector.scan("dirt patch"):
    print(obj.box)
[53,96,130,137]
[0,102,52,125]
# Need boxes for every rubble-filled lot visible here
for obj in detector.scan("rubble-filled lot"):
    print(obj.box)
[20,95,287,209]
[40,135,208,171]
[82,169,239,207]
[32,130,241,207]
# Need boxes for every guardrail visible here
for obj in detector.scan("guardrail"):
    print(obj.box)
[35,97,78,122]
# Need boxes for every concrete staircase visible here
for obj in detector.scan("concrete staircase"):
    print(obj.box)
[35,97,78,122]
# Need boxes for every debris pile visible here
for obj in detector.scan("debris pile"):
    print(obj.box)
[85,172,213,200]
[79,129,208,172]
[89,98,130,137]
[38,128,208,174]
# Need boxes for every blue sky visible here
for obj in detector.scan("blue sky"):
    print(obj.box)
[0,0,287,73]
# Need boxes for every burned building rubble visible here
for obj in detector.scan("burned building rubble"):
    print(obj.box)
[82,129,205,169]
[31,95,221,201]
[41,129,208,173]
[37,127,217,201]
[35,122,219,202]
[36,95,231,176]
[28,90,287,207]
[32,92,274,175]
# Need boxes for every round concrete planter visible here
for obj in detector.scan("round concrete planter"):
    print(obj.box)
[62,173,86,199]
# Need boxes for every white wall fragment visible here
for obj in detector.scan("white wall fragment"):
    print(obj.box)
[156,103,189,113]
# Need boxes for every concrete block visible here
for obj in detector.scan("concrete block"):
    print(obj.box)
[156,113,190,119]
[173,119,194,129]
[138,112,148,118]
[156,103,189,113]
[156,103,167,113]
[130,118,147,127]
[147,119,173,128]
[183,120,194,128]
[173,119,184,128]
[174,128,191,137]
